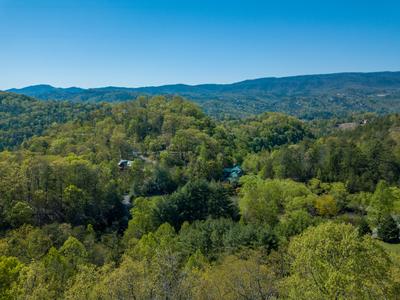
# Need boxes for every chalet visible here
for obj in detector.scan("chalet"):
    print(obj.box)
[338,122,358,130]
[118,159,132,170]
[223,165,243,183]
[338,119,368,130]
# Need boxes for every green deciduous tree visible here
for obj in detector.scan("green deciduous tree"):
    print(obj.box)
[0,256,24,299]
[368,180,395,227]
[239,176,311,226]
[60,236,88,270]
[281,222,394,299]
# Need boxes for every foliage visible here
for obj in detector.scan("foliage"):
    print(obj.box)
[377,215,400,243]
[239,177,312,226]
[281,222,395,299]
[192,251,278,299]
[9,71,400,119]
[156,180,236,230]
[314,195,338,217]
[0,95,400,298]
[0,256,24,299]
[246,115,400,192]
[0,92,97,151]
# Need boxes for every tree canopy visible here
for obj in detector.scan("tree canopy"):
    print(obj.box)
[1,95,400,298]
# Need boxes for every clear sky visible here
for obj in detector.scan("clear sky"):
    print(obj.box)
[1,0,399,89]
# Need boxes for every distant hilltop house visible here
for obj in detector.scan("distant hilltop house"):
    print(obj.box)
[223,165,243,183]
[338,122,358,130]
[338,119,368,130]
[118,159,132,170]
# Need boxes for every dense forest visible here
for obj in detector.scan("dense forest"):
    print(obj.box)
[7,71,400,119]
[1,94,400,299]
[0,92,99,151]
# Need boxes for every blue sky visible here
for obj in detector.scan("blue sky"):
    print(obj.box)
[1,0,399,89]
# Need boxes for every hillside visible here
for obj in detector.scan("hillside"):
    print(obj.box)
[7,71,400,119]
[1,96,400,298]
[0,92,99,151]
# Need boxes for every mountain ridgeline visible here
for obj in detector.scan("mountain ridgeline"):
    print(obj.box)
[7,71,400,119]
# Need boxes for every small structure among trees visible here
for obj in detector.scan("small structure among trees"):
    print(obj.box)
[223,165,243,183]
[118,159,132,170]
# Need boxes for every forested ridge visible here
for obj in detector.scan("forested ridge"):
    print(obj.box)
[1,95,400,299]
[7,71,400,119]
[0,92,99,151]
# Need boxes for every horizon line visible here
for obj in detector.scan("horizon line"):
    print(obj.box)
[4,70,400,91]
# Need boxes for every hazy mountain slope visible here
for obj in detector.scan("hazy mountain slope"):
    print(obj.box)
[7,71,400,119]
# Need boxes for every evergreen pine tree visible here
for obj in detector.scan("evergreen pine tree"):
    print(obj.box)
[358,218,371,236]
[377,215,400,243]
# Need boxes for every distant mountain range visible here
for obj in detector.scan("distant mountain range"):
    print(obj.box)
[6,71,400,119]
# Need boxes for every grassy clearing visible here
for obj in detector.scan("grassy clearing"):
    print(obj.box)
[377,241,400,265]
